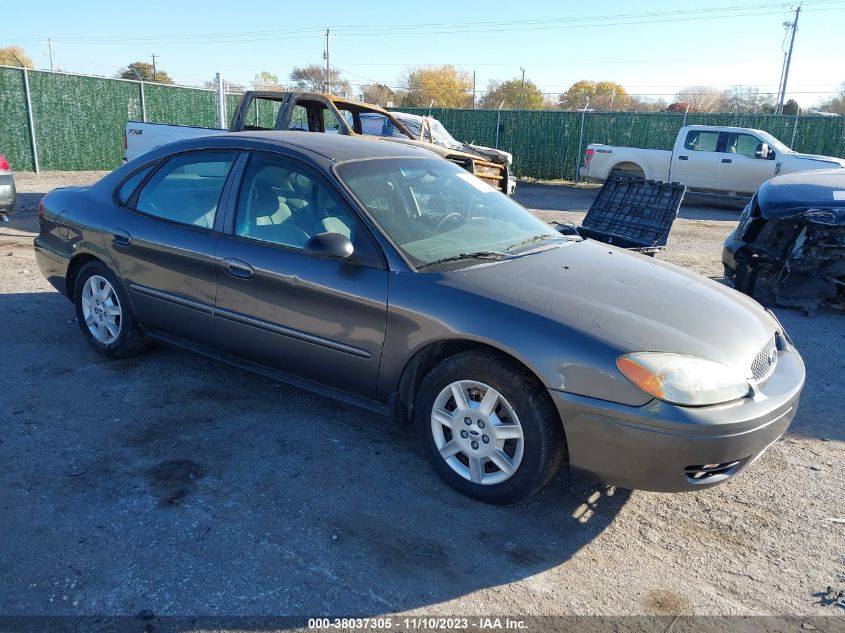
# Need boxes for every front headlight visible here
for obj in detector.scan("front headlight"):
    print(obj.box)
[617,352,751,406]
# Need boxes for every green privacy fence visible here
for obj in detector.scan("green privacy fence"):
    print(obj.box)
[2,65,844,180]
[0,65,232,172]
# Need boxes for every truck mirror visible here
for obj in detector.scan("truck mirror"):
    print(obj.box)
[755,143,770,159]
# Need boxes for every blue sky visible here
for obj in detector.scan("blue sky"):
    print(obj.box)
[5,0,844,107]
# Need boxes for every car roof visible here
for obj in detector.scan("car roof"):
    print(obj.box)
[758,168,845,218]
[224,130,436,163]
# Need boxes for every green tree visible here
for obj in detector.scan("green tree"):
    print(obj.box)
[479,77,544,110]
[118,61,174,84]
[289,64,351,95]
[0,47,33,68]
[400,65,472,108]
[558,80,630,110]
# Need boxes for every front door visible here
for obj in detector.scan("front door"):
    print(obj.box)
[716,132,778,195]
[106,150,238,345]
[212,151,389,399]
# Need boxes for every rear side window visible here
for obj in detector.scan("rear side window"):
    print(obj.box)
[135,152,236,229]
[683,131,720,152]
[117,165,153,205]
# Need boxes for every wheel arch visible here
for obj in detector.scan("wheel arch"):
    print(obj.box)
[610,161,646,178]
[65,253,103,299]
[394,338,563,431]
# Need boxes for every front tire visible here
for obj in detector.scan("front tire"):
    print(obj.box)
[73,261,147,359]
[414,350,566,504]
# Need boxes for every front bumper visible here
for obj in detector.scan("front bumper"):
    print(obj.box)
[550,342,804,492]
[0,173,15,212]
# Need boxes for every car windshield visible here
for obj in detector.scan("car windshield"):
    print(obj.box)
[756,130,791,153]
[336,158,565,269]
[393,113,464,150]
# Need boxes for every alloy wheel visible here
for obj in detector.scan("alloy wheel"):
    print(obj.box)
[430,380,524,485]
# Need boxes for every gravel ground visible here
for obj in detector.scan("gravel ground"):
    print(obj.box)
[0,172,843,622]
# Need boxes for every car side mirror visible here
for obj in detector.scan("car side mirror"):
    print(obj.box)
[303,232,354,260]
[755,143,770,159]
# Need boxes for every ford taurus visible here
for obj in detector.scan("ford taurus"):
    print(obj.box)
[34,132,805,504]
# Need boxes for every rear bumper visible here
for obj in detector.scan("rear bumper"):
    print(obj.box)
[34,237,70,297]
[550,342,804,492]
[0,173,15,212]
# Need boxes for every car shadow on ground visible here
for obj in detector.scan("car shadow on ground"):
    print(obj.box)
[0,291,631,620]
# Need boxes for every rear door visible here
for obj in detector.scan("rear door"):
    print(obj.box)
[716,132,778,195]
[212,151,389,399]
[671,129,724,190]
[107,150,238,345]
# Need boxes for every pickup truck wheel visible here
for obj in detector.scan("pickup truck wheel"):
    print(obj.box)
[414,350,566,504]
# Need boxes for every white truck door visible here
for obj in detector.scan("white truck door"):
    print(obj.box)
[670,129,722,190]
[716,132,777,195]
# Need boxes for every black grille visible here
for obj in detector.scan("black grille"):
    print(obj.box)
[751,335,777,382]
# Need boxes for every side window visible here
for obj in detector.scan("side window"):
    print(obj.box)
[243,97,282,131]
[683,131,720,152]
[323,108,343,134]
[234,154,380,265]
[135,152,236,228]
[117,165,153,205]
[290,105,309,131]
[726,133,763,158]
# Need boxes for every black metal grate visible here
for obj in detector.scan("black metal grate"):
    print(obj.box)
[578,176,686,250]
[751,335,778,382]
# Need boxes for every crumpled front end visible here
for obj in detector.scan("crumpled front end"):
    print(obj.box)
[725,202,845,314]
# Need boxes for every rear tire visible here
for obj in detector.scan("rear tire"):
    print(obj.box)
[414,350,566,504]
[73,261,148,359]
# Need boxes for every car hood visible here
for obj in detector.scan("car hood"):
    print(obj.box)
[446,240,777,370]
[758,167,845,219]
[789,152,845,167]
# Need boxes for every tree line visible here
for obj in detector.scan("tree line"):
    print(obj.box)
[1,47,842,115]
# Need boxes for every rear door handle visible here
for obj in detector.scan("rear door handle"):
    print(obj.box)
[112,229,132,247]
[678,155,689,161]
[222,257,255,280]
[721,158,732,164]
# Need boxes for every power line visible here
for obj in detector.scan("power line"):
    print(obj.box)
[19,1,845,44]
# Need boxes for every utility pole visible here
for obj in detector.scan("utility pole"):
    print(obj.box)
[324,29,330,93]
[471,71,476,109]
[151,54,159,82]
[519,67,526,110]
[47,38,54,71]
[777,4,801,115]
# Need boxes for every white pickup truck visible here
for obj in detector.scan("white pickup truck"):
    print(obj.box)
[579,125,845,196]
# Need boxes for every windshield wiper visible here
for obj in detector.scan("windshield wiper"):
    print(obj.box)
[506,233,564,251]
[417,250,511,270]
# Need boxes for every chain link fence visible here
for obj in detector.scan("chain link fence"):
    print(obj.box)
[2,65,843,179]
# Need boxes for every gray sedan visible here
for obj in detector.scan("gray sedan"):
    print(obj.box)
[34,132,805,504]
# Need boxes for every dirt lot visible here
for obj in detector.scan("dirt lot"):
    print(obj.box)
[0,173,843,621]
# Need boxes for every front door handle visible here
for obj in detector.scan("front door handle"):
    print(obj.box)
[721,158,733,164]
[112,229,132,247]
[222,257,255,280]
[678,155,689,161]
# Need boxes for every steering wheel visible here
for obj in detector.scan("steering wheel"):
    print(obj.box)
[435,212,464,235]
